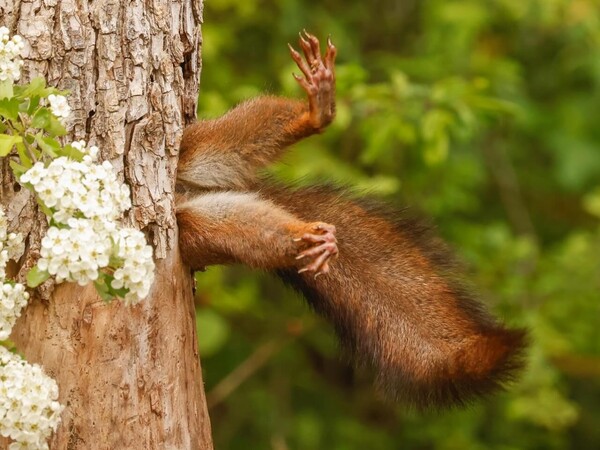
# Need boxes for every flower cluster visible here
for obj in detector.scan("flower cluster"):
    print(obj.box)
[38,218,113,286]
[20,140,154,304]
[20,148,131,224]
[0,209,28,341]
[112,228,155,305]
[0,27,24,83]
[37,221,154,304]
[47,94,71,121]
[0,347,63,450]
[0,210,25,280]
[0,284,29,341]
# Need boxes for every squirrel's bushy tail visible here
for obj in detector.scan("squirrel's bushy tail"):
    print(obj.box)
[264,184,527,409]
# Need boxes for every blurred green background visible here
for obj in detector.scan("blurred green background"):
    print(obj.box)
[193,0,600,448]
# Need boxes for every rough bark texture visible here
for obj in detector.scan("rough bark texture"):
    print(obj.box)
[0,0,213,448]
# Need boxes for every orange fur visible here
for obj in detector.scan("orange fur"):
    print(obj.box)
[175,32,526,408]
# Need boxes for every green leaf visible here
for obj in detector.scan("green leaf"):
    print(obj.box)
[0,98,20,121]
[16,77,47,99]
[47,114,67,136]
[26,96,40,115]
[9,159,29,176]
[30,110,67,137]
[0,134,23,156]
[26,266,50,288]
[36,197,53,217]
[0,339,17,354]
[31,108,51,129]
[109,240,123,267]
[60,144,85,161]
[110,286,129,298]
[104,273,129,298]
[0,79,14,99]
[15,142,32,168]
[94,276,114,302]
[35,134,59,158]
[94,273,129,302]
[15,78,67,104]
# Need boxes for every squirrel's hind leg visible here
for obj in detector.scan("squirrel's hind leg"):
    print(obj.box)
[176,191,338,275]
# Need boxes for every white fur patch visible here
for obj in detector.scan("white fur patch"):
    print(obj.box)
[178,191,297,223]
[177,152,254,190]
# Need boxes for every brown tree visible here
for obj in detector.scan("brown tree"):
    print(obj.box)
[0,0,213,448]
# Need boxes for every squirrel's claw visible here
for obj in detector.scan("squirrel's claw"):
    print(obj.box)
[325,36,337,72]
[296,222,338,277]
[288,31,336,130]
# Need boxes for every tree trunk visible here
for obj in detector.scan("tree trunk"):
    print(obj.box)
[0,0,213,448]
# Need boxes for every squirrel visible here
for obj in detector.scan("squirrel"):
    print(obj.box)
[175,31,527,409]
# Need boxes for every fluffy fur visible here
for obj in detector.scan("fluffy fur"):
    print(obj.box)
[265,184,527,408]
[175,31,527,409]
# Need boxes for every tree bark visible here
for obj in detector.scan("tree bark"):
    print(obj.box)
[0,0,213,448]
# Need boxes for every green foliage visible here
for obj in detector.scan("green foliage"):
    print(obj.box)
[195,0,600,448]
[93,273,129,302]
[0,76,68,169]
[0,133,22,156]
[25,266,50,288]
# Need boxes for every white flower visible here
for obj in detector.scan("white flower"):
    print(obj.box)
[0,347,63,449]
[0,250,8,280]
[6,233,24,262]
[19,154,132,225]
[0,208,28,338]
[71,140,99,162]
[35,219,154,303]
[38,219,112,286]
[111,228,155,305]
[0,208,25,281]
[47,94,70,120]
[0,28,25,83]
[70,140,85,151]
[18,162,45,186]
[0,282,29,340]
[88,146,99,160]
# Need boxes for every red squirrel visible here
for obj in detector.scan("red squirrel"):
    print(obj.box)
[176,32,527,409]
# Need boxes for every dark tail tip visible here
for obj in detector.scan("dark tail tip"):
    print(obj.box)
[377,326,528,410]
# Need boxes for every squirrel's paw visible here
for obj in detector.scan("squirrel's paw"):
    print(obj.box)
[294,223,338,278]
[288,31,336,129]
